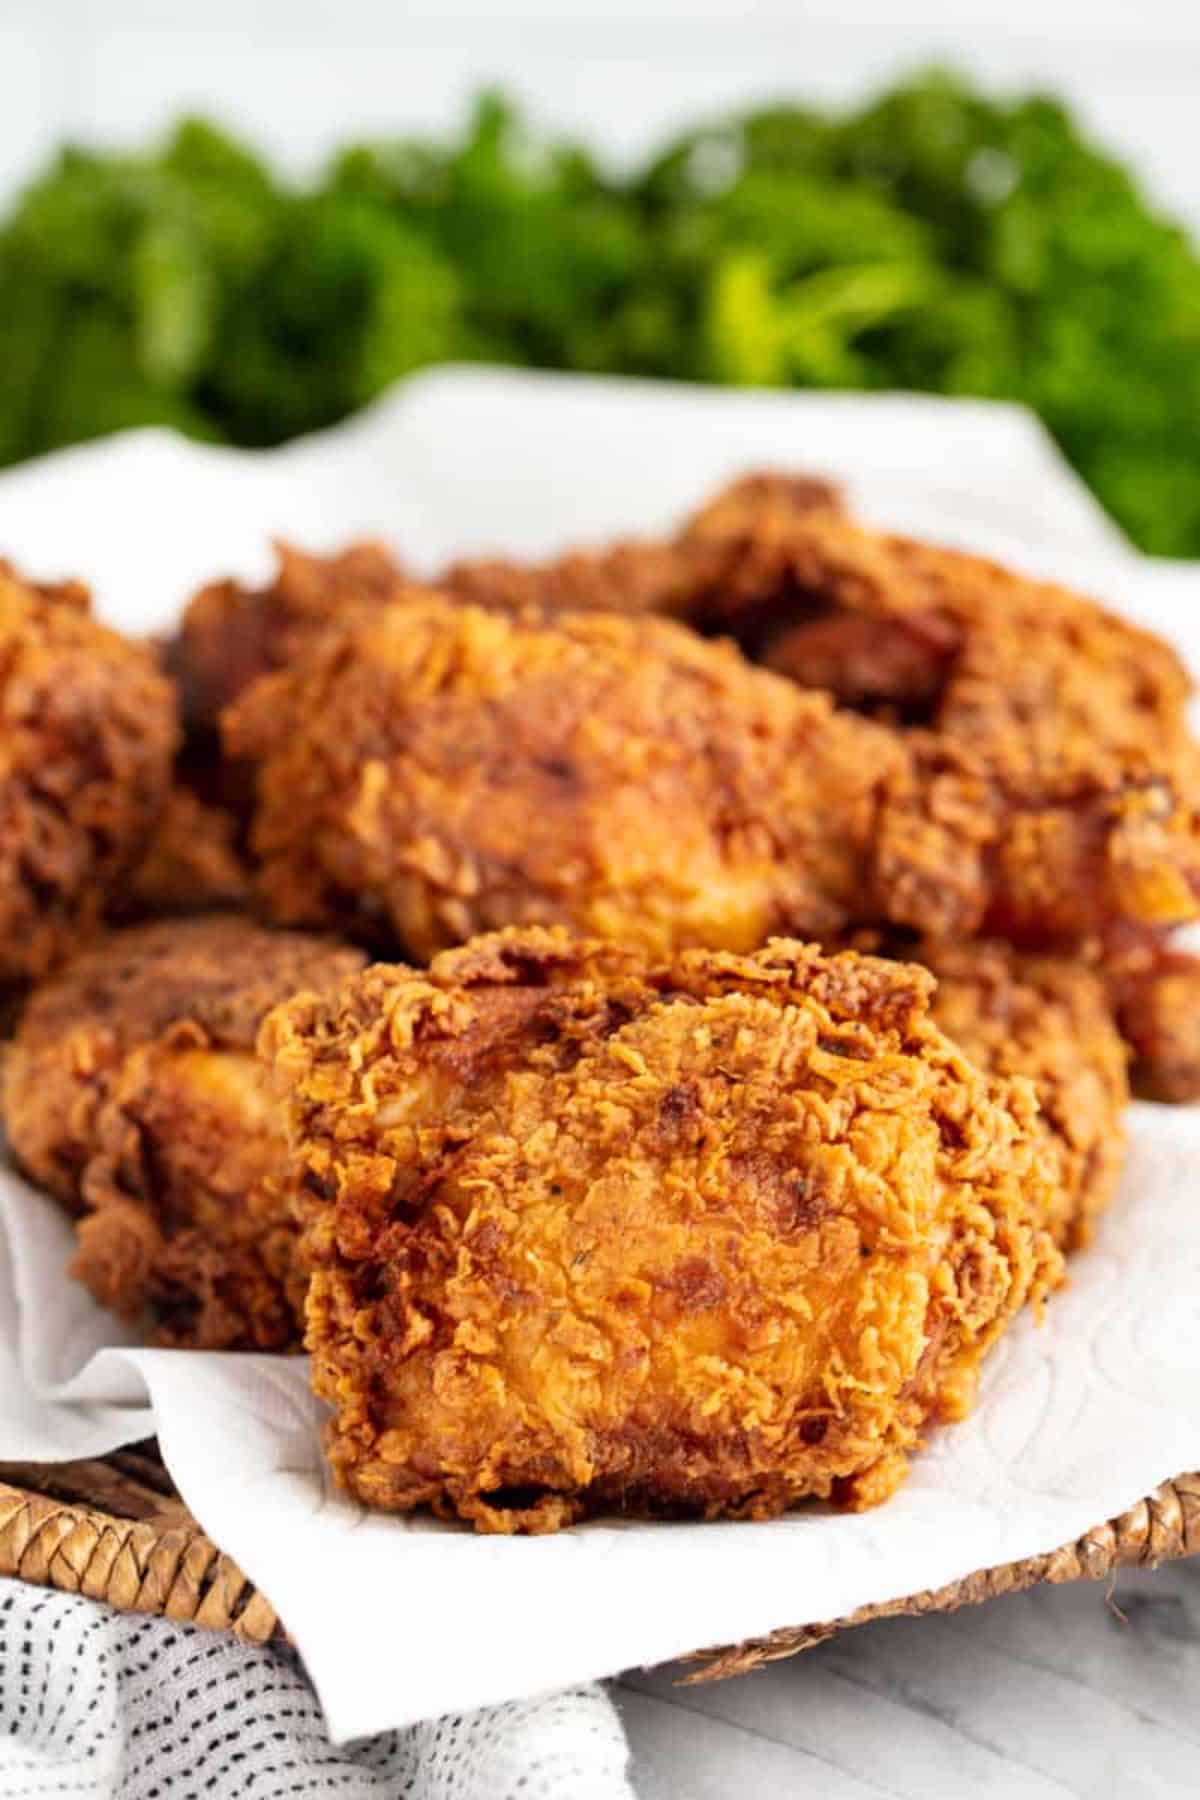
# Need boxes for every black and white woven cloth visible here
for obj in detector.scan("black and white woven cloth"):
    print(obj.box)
[0,1580,635,1799]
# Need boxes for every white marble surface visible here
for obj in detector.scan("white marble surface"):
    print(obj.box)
[619,1561,1200,1797]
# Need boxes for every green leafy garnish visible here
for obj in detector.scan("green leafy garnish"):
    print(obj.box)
[2,75,1198,555]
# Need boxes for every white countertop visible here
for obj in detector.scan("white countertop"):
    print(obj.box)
[620,1560,1199,1797]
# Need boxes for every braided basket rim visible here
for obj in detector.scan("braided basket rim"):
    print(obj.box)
[1,1455,1196,1672]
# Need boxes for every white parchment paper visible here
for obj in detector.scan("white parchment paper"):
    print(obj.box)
[0,369,1197,1741]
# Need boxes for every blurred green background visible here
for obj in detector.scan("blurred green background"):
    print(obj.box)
[3,72,1199,555]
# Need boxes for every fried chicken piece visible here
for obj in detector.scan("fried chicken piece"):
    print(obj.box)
[674,498,1200,948]
[0,563,178,980]
[4,916,366,1349]
[114,786,250,922]
[1099,932,1200,1102]
[443,471,842,620]
[914,939,1128,1250]
[263,928,1061,1532]
[169,540,409,737]
[448,470,1200,954]
[225,594,908,960]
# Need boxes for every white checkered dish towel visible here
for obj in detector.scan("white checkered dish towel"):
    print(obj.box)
[0,1579,635,1799]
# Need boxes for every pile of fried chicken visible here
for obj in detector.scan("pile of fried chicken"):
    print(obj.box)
[2,469,1195,1532]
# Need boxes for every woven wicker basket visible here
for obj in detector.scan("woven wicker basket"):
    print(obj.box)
[2,1448,1196,1677]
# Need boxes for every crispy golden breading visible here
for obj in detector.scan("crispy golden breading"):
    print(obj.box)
[1100,934,1200,1102]
[115,786,250,921]
[263,927,1062,1533]
[225,594,909,960]
[170,539,409,737]
[0,563,178,980]
[4,917,366,1349]
[673,497,1200,948]
[913,939,1129,1250]
[448,474,1200,952]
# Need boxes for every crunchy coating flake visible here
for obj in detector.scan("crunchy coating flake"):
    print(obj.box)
[4,916,366,1349]
[263,927,1062,1532]
[225,594,907,960]
[0,562,178,979]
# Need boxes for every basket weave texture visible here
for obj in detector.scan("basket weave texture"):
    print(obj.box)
[1,1449,1196,1674]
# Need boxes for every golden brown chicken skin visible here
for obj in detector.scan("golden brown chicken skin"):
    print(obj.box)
[263,927,1062,1533]
[4,916,366,1349]
[225,594,909,961]
[0,562,178,980]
